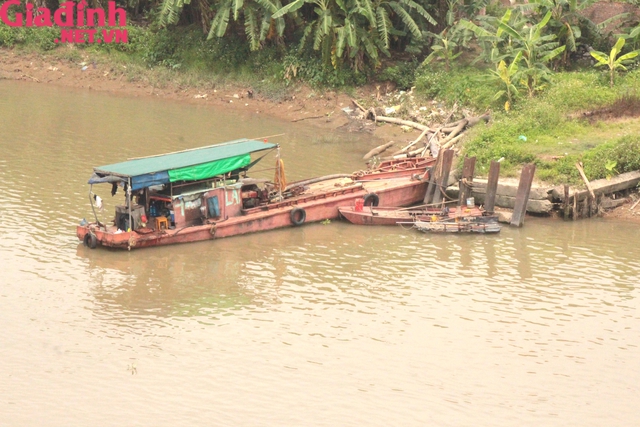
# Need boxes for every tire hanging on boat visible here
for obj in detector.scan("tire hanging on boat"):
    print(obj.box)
[363,193,380,207]
[290,207,306,226]
[84,233,97,249]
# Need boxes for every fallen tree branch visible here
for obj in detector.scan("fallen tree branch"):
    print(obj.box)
[441,113,490,132]
[374,116,429,131]
[440,133,465,150]
[351,98,367,112]
[466,113,491,128]
[292,114,324,122]
[438,119,467,147]
[395,127,431,154]
[363,141,395,160]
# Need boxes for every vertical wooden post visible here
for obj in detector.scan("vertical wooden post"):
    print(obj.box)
[460,156,477,205]
[433,149,454,205]
[484,160,500,214]
[563,184,570,220]
[423,151,443,204]
[510,163,536,227]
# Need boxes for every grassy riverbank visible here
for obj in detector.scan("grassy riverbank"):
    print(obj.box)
[419,67,640,183]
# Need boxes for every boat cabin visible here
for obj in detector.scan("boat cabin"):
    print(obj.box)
[86,139,280,233]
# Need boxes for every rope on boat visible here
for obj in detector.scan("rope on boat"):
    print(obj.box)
[128,235,137,249]
[274,158,286,192]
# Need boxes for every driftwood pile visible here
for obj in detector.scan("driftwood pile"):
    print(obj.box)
[353,98,490,161]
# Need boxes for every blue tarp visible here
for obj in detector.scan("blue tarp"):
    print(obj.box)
[87,173,126,185]
[131,171,170,191]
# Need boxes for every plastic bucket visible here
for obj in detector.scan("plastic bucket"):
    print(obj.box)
[355,198,364,212]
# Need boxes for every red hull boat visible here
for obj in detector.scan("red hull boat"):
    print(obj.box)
[77,139,436,250]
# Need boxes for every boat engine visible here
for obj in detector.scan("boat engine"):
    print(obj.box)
[241,184,268,209]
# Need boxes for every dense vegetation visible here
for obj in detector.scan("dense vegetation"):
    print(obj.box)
[1,0,640,183]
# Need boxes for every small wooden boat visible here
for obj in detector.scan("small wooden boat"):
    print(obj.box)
[413,218,501,234]
[338,205,490,226]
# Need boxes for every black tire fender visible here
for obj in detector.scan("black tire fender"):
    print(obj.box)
[363,193,380,207]
[290,207,306,226]
[84,232,97,249]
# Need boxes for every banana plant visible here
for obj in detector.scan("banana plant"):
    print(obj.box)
[272,0,435,70]
[158,0,192,27]
[458,9,523,65]
[422,27,462,71]
[621,24,640,51]
[497,11,566,97]
[518,0,629,66]
[590,37,640,87]
[487,51,522,112]
[207,0,287,50]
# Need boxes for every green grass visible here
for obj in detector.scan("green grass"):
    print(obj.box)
[456,69,640,183]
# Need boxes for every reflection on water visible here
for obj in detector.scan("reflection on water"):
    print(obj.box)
[2,80,640,427]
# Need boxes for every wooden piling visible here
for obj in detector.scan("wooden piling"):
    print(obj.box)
[510,163,536,227]
[423,151,443,204]
[460,156,477,205]
[563,184,570,220]
[484,160,500,214]
[433,149,455,205]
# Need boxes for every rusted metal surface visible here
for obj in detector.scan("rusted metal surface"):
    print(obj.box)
[78,157,436,249]
[510,164,536,227]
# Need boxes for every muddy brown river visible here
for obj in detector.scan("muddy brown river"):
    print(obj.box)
[1,80,639,426]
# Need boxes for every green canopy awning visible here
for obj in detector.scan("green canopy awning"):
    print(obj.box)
[90,138,277,190]
[94,138,277,177]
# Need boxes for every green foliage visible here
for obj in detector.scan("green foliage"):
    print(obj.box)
[141,28,184,68]
[461,70,640,182]
[0,23,17,47]
[279,50,367,87]
[486,52,522,110]
[272,0,435,71]
[517,0,588,55]
[378,61,418,90]
[591,37,640,87]
[422,27,463,71]
[415,67,496,110]
[158,0,193,26]
[623,24,640,50]
[0,26,58,51]
[580,136,640,181]
[498,11,566,97]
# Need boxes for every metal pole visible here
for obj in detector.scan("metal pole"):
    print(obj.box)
[277,146,282,202]
[89,184,99,226]
[128,178,132,231]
